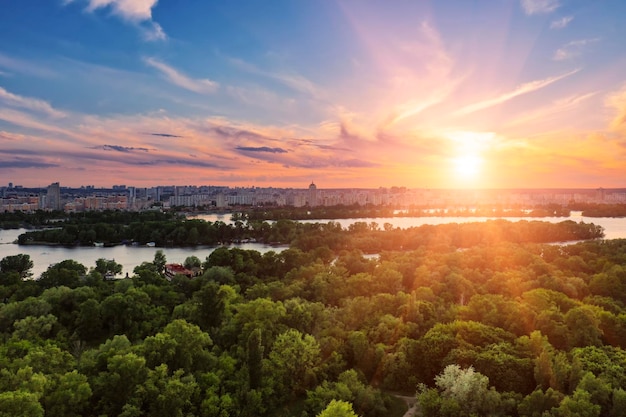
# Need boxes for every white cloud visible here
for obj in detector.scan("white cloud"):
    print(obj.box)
[521,0,560,15]
[83,0,157,22]
[64,0,166,40]
[0,87,66,118]
[142,21,167,41]
[455,69,579,116]
[550,16,573,29]
[143,57,219,94]
[553,38,600,61]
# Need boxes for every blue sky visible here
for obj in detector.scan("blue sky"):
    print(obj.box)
[1,0,626,188]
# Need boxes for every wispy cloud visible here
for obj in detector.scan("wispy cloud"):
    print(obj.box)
[311,143,351,152]
[0,108,84,142]
[504,91,598,129]
[293,157,378,169]
[553,38,600,61]
[0,52,57,78]
[236,146,288,153]
[63,0,166,41]
[148,132,184,138]
[385,90,453,127]
[142,22,166,42]
[521,0,560,15]
[607,84,626,131]
[550,16,573,29]
[0,158,58,169]
[0,131,28,141]
[93,144,152,152]
[143,57,219,94]
[134,158,226,169]
[227,56,321,98]
[0,87,66,118]
[272,73,318,96]
[455,69,579,116]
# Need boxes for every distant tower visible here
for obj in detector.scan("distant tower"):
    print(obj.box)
[47,182,61,210]
[308,181,318,207]
[596,187,606,202]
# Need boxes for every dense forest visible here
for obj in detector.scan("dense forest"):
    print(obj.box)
[575,204,626,218]
[238,204,573,221]
[1,219,626,416]
[0,210,180,230]
[14,209,604,249]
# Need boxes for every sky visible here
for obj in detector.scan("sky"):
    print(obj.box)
[1,0,626,189]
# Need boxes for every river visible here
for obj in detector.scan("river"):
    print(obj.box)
[1,212,625,279]
[0,227,286,279]
[194,212,626,240]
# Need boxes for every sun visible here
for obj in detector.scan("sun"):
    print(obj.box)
[444,130,493,186]
[453,154,482,178]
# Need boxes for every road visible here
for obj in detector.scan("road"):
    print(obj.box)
[393,394,417,417]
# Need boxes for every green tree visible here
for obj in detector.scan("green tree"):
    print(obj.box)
[317,400,358,417]
[265,329,322,401]
[91,352,148,417]
[141,319,213,373]
[153,250,167,276]
[75,298,103,343]
[553,389,601,417]
[0,391,44,417]
[94,258,123,278]
[226,297,287,349]
[183,256,201,269]
[417,364,504,417]
[247,328,263,390]
[185,282,237,333]
[134,365,198,417]
[518,388,564,417]
[306,370,389,417]
[576,372,612,416]
[0,254,34,279]
[38,260,87,289]
[11,314,58,342]
[42,371,92,417]
[435,365,500,413]
[611,388,626,417]
[565,306,603,348]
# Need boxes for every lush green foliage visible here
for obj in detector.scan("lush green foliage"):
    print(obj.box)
[16,209,604,250]
[239,203,574,220]
[1,221,626,416]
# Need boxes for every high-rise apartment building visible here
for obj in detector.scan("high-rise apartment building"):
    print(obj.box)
[308,181,318,207]
[46,182,61,210]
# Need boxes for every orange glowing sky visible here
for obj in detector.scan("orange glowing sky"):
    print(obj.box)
[1,0,626,189]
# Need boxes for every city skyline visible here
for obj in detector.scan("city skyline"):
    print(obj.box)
[2,1,626,189]
[3,181,625,215]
